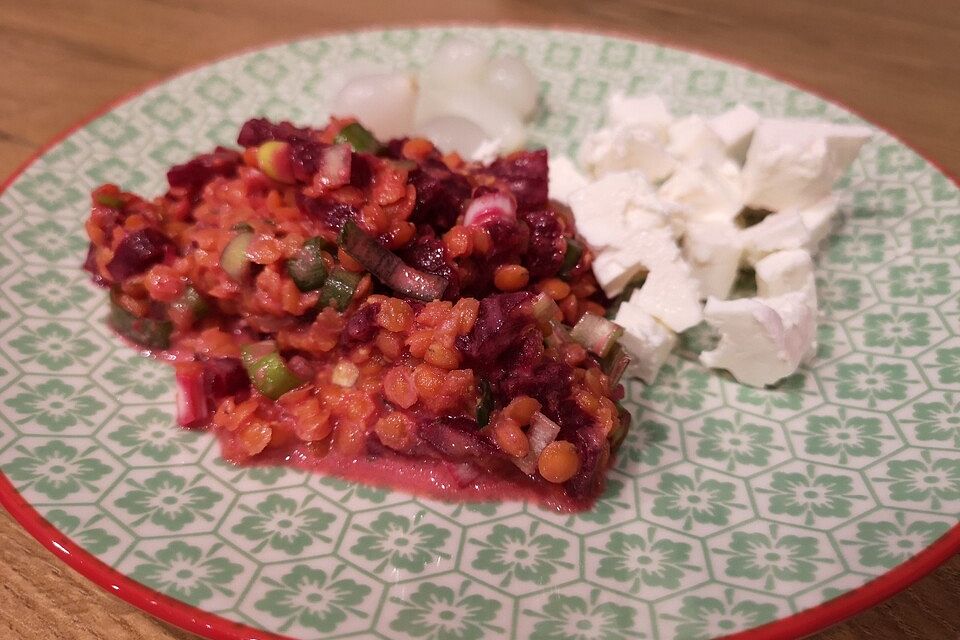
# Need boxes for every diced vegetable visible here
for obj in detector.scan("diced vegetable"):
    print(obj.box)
[106,228,174,281]
[317,144,353,188]
[532,292,561,323]
[108,291,172,350]
[240,341,303,400]
[94,190,123,209]
[318,267,362,311]
[231,222,254,232]
[256,140,295,183]
[601,343,631,392]
[338,220,448,301]
[175,363,210,427]
[558,237,583,278]
[570,313,624,358]
[332,361,360,387]
[512,411,562,476]
[287,237,329,291]
[610,405,632,454]
[462,190,517,227]
[475,378,493,427]
[334,122,382,153]
[171,286,209,323]
[221,231,253,280]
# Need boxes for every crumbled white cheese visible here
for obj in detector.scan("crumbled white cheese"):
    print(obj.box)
[667,115,728,166]
[614,301,678,384]
[547,155,589,204]
[709,104,760,162]
[683,221,744,299]
[741,119,872,211]
[606,93,673,142]
[797,194,840,253]
[755,249,818,308]
[567,170,672,250]
[740,209,811,265]
[658,159,742,227]
[699,290,816,386]
[578,124,677,182]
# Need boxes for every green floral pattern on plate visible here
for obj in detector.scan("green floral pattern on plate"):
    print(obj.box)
[0,26,958,639]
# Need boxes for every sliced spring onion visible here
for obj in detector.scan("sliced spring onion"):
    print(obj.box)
[569,313,624,358]
[331,361,360,387]
[475,378,493,427]
[558,237,584,279]
[512,411,561,476]
[94,192,123,208]
[221,231,253,281]
[170,286,209,323]
[240,342,303,400]
[610,405,632,453]
[601,343,631,392]
[334,122,382,153]
[532,292,561,323]
[462,190,517,227]
[318,267,362,311]
[287,237,329,291]
[317,144,353,188]
[338,220,448,301]
[108,291,172,350]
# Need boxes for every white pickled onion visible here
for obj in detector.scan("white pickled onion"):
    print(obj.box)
[421,38,488,86]
[483,55,539,118]
[331,72,417,140]
[415,115,489,157]
[463,191,517,227]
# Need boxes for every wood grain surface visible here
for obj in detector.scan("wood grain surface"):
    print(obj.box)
[1,1,958,639]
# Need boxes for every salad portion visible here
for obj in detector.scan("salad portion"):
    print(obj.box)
[83,116,628,511]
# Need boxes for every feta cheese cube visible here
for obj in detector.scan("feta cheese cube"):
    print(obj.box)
[741,119,872,211]
[578,124,677,182]
[606,93,673,142]
[614,301,678,384]
[755,249,819,360]
[667,115,728,166]
[709,104,760,163]
[568,170,671,250]
[547,155,589,204]
[699,290,816,386]
[658,159,743,227]
[740,209,811,265]
[683,221,744,299]
[797,194,840,253]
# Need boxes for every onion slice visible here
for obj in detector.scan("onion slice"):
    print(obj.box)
[512,411,561,476]
[570,313,624,358]
[338,220,448,301]
[463,190,517,227]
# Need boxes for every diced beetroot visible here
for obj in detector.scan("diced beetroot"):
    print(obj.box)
[296,193,357,232]
[408,160,471,231]
[485,149,548,212]
[349,153,374,189]
[340,303,381,348]
[176,363,210,427]
[420,417,498,461]
[82,245,107,287]
[564,418,610,498]
[106,228,175,281]
[457,292,534,366]
[400,232,460,299]
[522,209,566,279]
[166,147,242,199]
[237,118,315,147]
[201,357,249,399]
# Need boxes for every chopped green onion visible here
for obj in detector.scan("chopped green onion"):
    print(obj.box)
[512,412,561,476]
[318,267,362,311]
[231,222,254,232]
[221,231,253,280]
[287,237,329,292]
[610,405,632,453]
[475,378,493,427]
[339,220,448,301]
[532,293,561,323]
[334,122,382,153]
[240,341,303,400]
[601,343,631,391]
[570,313,624,358]
[108,291,172,350]
[558,237,584,279]
[95,192,123,208]
[171,286,209,323]
[331,361,360,387]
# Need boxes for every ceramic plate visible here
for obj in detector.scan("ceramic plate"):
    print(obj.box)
[1,26,959,640]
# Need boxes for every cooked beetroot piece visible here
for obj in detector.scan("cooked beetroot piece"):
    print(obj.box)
[408,161,471,231]
[486,149,548,212]
[166,147,242,198]
[340,303,381,348]
[420,416,498,461]
[106,228,174,281]
[296,193,357,232]
[457,292,535,366]
[349,153,374,189]
[82,245,107,287]
[522,209,566,279]
[202,357,250,399]
[237,118,314,147]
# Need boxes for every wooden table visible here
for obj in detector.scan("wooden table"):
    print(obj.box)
[1,1,958,638]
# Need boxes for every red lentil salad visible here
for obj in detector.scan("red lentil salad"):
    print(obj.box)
[82,117,632,510]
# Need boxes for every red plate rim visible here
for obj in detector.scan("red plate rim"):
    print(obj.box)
[0,22,957,640]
